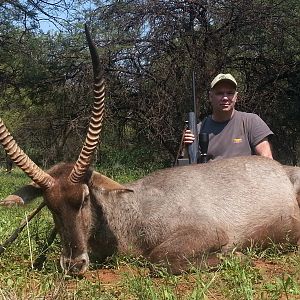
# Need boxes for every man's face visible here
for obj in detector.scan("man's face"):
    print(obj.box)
[209,81,238,113]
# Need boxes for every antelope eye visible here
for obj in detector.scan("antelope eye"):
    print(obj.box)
[81,195,89,207]
[81,185,90,207]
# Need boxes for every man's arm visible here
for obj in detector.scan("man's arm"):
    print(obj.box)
[254,138,273,159]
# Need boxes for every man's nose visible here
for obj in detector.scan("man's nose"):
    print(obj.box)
[222,94,230,99]
[224,92,233,97]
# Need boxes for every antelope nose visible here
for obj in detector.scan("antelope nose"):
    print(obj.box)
[60,253,89,275]
[69,258,87,274]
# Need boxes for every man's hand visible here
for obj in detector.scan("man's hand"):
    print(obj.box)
[184,129,195,144]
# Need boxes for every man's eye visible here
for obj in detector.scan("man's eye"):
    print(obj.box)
[216,92,235,96]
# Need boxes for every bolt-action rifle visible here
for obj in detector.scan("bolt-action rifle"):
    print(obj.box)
[176,72,209,166]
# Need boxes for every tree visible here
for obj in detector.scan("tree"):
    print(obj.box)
[83,0,300,164]
[1,0,299,167]
[0,16,98,165]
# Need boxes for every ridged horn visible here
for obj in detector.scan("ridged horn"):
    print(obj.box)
[0,119,55,189]
[68,24,105,184]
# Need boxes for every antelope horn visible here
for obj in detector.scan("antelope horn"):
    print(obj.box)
[68,24,105,184]
[0,119,55,189]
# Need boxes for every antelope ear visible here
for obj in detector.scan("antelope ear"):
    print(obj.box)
[0,195,25,206]
[89,171,133,192]
[0,181,42,206]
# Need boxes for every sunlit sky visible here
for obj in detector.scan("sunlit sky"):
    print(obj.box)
[37,0,94,33]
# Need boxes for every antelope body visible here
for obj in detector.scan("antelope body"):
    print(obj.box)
[1,26,300,275]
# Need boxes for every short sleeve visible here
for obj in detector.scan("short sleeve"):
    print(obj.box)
[247,114,274,147]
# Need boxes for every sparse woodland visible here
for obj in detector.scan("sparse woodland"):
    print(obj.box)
[0,0,299,168]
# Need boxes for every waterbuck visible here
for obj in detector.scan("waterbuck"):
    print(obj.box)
[1,26,300,275]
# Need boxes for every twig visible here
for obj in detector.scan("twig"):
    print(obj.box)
[26,212,34,269]
[0,202,46,254]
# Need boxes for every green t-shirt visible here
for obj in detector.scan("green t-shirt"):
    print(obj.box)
[199,110,273,161]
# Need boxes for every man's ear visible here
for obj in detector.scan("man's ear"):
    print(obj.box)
[234,91,238,103]
[208,90,213,103]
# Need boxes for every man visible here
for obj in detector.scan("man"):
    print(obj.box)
[184,73,273,161]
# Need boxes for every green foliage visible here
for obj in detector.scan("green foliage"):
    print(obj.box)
[220,254,260,299]
[263,275,300,300]
[90,0,300,164]
[1,0,299,166]
[96,143,170,183]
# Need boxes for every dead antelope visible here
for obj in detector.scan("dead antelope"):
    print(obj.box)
[1,26,300,275]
